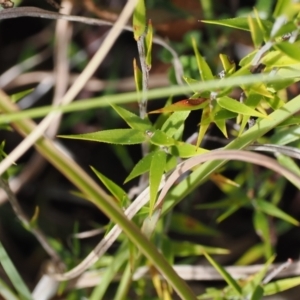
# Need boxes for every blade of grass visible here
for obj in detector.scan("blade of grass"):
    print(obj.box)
[0,241,33,300]
[1,71,300,124]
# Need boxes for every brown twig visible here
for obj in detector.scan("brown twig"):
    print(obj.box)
[0,177,62,263]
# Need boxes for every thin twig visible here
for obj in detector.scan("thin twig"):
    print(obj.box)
[68,260,300,289]
[246,143,300,160]
[137,34,149,119]
[0,177,62,263]
[262,259,293,284]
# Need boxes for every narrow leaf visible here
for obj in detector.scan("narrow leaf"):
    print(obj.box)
[149,151,166,215]
[253,211,273,259]
[256,199,299,226]
[219,54,236,75]
[92,167,130,206]
[192,38,214,81]
[150,130,176,146]
[124,152,155,183]
[148,98,209,114]
[264,276,300,296]
[248,15,263,48]
[0,278,19,300]
[169,213,218,236]
[217,96,269,118]
[202,18,272,32]
[10,88,33,103]
[58,129,147,145]
[274,42,300,61]
[203,252,242,296]
[145,19,153,68]
[161,111,191,138]
[172,241,229,256]
[133,0,146,41]
[133,58,142,98]
[169,143,208,158]
[0,242,33,300]
[197,105,211,147]
[110,103,151,131]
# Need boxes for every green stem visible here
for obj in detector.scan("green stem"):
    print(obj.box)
[0,90,197,300]
[0,72,298,124]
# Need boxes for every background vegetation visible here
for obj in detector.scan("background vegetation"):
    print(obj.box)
[1,0,300,299]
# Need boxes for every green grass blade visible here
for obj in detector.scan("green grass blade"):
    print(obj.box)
[203,252,242,296]
[0,241,33,300]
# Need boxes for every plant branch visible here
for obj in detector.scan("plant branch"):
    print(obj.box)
[0,177,62,263]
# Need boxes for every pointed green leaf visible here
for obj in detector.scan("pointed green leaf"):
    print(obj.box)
[219,54,236,75]
[215,118,228,138]
[214,109,237,120]
[262,50,299,67]
[11,88,33,103]
[273,0,300,18]
[197,105,212,147]
[0,278,19,300]
[124,151,155,183]
[183,76,200,93]
[253,211,273,259]
[133,0,146,40]
[91,167,130,206]
[278,116,300,127]
[192,38,214,81]
[243,255,275,298]
[148,98,209,114]
[202,18,272,32]
[250,285,264,300]
[270,125,300,145]
[253,7,269,39]
[58,129,147,145]
[28,206,39,229]
[217,205,241,223]
[274,42,300,61]
[203,252,242,296]
[161,235,174,265]
[171,241,229,256]
[235,243,265,265]
[150,130,175,146]
[264,276,300,296]
[165,155,177,172]
[169,143,208,158]
[248,15,264,48]
[169,213,218,236]
[145,19,153,68]
[110,103,152,131]
[161,111,191,138]
[89,241,129,300]
[196,197,247,210]
[149,150,166,215]
[217,96,269,118]
[256,199,299,226]
[277,153,300,177]
[0,242,33,300]
[133,58,142,99]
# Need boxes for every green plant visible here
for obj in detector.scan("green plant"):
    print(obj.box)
[1,0,300,299]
